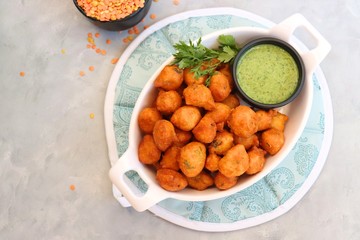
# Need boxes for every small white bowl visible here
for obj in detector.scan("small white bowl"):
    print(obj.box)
[109,13,330,212]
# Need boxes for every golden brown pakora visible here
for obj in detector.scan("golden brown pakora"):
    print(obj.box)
[214,172,238,190]
[205,153,220,172]
[260,128,285,155]
[233,134,260,150]
[183,67,207,85]
[138,134,161,164]
[155,90,182,115]
[179,141,206,177]
[170,106,202,131]
[192,116,217,144]
[154,65,184,90]
[156,168,188,192]
[227,105,259,138]
[221,94,240,109]
[152,119,177,151]
[159,146,181,171]
[138,107,162,134]
[218,144,249,177]
[183,84,216,110]
[209,130,234,155]
[246,146,267,175]
[204,102,231,124]
[186,171,214,191]
[209,71,231,102]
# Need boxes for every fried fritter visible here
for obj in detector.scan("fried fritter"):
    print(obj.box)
[138,107,162,134]
[227,105,258,138]
[156,168,188,192]
[154,65,184,90]
[179,142,206,177]
[192,116,217,144]
[260,128,285,155]
[218,144,249,177]
[170,106,201,131]
[152,119,177,151]
[183,84,216,110]
[138,135,161,164]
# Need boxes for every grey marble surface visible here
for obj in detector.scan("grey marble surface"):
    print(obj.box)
[0,0,359,239]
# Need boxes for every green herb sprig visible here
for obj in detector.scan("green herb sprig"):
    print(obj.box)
[172,35,240,86]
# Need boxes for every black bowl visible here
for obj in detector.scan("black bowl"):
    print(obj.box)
[73,0,152,31]
[232,37,305,109]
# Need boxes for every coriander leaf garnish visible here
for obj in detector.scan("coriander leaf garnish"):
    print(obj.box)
[172,38,219,69]
[218,34,238,50]
[218,46,238,63]
[217,35,240,63]
[172,35,240,86]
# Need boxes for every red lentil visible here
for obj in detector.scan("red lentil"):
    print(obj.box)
[76,0,145,22]
[69,184,76,191]
[20,71,25,77]
[111,57,119,64]
[89,66,95,71]
[95,32,100,38]
[79,71,85,77]
[106,39,111,44]
[150,13,156,19]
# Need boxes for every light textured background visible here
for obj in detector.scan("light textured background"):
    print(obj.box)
[0,0,358,239]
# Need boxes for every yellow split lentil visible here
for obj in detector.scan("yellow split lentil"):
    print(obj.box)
[76,0,145,22]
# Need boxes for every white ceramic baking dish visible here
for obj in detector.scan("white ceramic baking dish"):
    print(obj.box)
[109,13,331,212]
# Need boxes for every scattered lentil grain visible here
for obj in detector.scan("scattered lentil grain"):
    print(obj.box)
[111,58,119,64]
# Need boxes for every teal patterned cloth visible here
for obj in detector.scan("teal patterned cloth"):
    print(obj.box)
[111,13,326,224]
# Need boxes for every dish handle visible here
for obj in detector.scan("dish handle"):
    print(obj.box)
[269,13,331,74]
[109,148,166,212]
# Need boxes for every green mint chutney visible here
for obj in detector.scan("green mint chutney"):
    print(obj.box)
[236,44,299,104]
